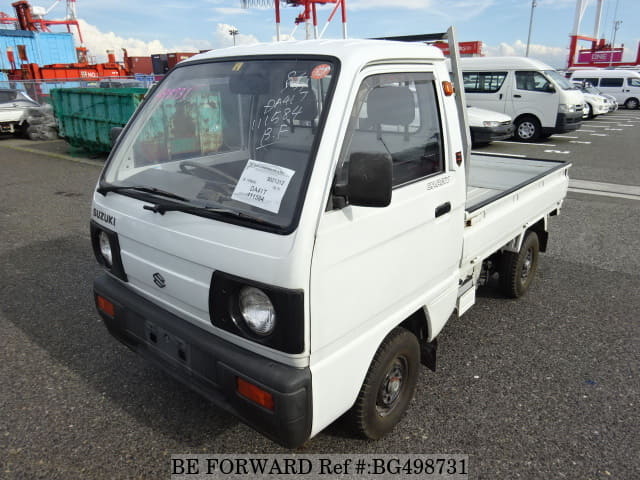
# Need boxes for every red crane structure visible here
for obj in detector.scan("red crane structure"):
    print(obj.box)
[568,0,639,69]
[241,0,347,41]
[0,0,83,43]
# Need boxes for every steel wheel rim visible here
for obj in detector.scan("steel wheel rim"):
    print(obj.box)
[518,122,535,139]
[376,357,407,417]
[628,99,639,109]
[521,248,533,281]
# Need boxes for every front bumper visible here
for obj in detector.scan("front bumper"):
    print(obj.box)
[470,124,514,144]
[543,112,582,135]
[94,273,312,448]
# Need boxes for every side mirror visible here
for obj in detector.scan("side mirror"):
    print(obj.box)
[110,127,123,146]
[335,152,392,208]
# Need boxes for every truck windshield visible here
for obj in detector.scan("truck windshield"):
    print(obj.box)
[544,70,576,90]
[101,57,337,233]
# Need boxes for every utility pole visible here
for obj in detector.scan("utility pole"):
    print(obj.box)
[609,20,622,67]
[229,28,239,46]
[526,0,537,57]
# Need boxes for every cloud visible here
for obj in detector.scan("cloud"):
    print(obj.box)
[78,19,169,62]
[484,39,567,68]
[212,23,260,47]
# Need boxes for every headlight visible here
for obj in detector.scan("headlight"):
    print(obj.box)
[98,231,112,267]
[482,121,501,128]
[238,287,276,336]
[558,104,575,113]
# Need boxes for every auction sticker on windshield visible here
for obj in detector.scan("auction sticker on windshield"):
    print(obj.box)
[231,160,295,213]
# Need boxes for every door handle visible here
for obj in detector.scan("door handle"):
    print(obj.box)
[435,202,451,218]
[513,94,522,98]
[499,93,503,100]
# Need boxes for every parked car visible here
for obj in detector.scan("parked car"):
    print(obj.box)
[574,81,618,112]
[467,106,514,144]
[570,69,640,109]
[0,88,40,136]
[572,82,611,119]
[458,56,584,141]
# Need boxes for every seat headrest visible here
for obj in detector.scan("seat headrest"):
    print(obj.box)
[367,86,415,126]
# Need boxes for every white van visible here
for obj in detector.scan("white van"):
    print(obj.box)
[459,57,584,141]
[570,69,640,109]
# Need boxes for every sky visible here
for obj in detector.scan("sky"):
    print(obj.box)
[7,0,640,68]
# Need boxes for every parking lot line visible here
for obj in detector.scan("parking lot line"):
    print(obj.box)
[551,135,578,139]
[587,124,617,128]
[578,129,596,132]
[569,179,640,201]
[493,141,556,147]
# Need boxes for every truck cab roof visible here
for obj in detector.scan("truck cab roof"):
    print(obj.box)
[183,39,446,66]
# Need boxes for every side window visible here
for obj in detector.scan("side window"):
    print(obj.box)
[515,71,551,92]
[628,78,640,87]
[600,77,624,87]
[338,72,444,191]
[0,92,11,103]
[462,71,507,93]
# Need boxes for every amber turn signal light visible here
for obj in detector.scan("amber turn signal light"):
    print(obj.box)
[96,295,115,317]
[237,377,275,410]
[442,81,455,96]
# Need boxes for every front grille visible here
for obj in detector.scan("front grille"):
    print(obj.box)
[575,104,584,112]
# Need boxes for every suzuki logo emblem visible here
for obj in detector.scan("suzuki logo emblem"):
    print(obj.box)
[153,273,166,288]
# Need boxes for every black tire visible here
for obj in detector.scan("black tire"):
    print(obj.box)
[624,97,639,110]
[513,116,541,141]
[499,231,539,298]
[585,103,594,119]
[347,327,420,440]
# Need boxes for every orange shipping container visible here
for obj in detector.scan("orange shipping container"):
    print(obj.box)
[167,52,197,70]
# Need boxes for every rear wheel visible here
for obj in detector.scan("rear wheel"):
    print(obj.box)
[347,328,420,440]
[514,116,541,141]
[499,231,540,298]
[624,97,639,110]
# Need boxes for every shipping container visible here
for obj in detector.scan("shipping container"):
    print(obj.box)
[0,29,76,70]
[51,87,147,153]
[166,51,197,70]
[151,53,168,75]
[126,56,153,75]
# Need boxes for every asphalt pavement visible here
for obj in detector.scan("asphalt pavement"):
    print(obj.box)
[0,112,638,480]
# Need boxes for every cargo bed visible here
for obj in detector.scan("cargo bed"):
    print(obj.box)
[466,154,568,212]
[461,153,571,277]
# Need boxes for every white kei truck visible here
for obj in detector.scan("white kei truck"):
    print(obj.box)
[91,28,570,448]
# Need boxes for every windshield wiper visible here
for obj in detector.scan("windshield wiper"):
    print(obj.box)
[97,184,188,202]
[143,202,276,226]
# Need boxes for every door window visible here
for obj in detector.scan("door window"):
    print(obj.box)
[600,77,624,87]
[515,71,551,92]
[627,78,640,87]
[337,72,444,191]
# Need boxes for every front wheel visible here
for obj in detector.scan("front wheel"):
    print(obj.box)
[513,116,541,141]
[499,231,540,298]
[584,103,593,119]
[347,328,420,440]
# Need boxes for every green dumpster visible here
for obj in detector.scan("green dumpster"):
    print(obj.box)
[51,87,147,153]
